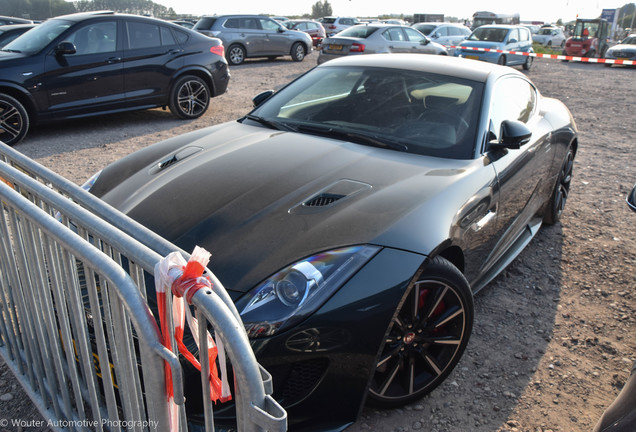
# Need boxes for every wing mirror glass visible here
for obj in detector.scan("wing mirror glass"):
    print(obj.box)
[55,41,76,55]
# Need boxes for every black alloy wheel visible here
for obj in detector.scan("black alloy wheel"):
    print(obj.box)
[544,145,574,225]
[0,93,29,146]
[169,76,210,119]
[368,256,474,408]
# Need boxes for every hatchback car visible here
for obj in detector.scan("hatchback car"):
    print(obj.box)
[321,16,361,37]
[192,15,312,65]
[0,15,33,25]
[88,54,577,431]
[412,22,471,48]
[532,26,566,48]
[0,11,229,146]
[0,24,35,48]
[457,24,534,69]
[318,24,447,64]
[604,34,636,66]
[283,19,326,47]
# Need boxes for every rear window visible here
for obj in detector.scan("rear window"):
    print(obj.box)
[337,25,378,38]
[193,17,217,30]
[322,18,336,24]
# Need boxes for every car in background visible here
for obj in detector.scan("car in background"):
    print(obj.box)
[0,11,229,146]
[272,16,289,22]
[283,19,325,47]
[320,16,361,37]
[604,34,636,66]
[193,15,312,65]
[318,23,446,64]
[0,15,33,25]
[0,24,35,48]
[532,25,566,47]
[456,25,534,70]
[412,22,471,49]
[170,20,195,29]
[88,53,577,431]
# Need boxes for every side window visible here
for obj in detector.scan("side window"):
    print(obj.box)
[437,27,449,36]
[160,27,176,46]
[241,18,260,29]
[404,27,425,42]
[173,28,189,44]
[224,18,239,29]
[519,28,529,41]
[508,29,520,43]
[342,19,352,26]
[384,28,405,41]
[489,77,537,138]
[127,21,161,49]
[67,21,117,55]
[259,19,280,31]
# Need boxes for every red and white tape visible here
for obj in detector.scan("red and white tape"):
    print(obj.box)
[451,45,635,65]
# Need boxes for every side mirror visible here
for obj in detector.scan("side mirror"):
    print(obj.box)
[252,90,275,107]
[421,38,430,45]
[488,120,532,150]
[55,41,76,55]
[508,38,518,44]
[277,27,285,33]
[628,184,636,212]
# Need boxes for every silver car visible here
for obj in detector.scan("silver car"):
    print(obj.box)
[532,26,566,48]
[193,15,312,65]
[412,22,471,49]
[318,24,447,64]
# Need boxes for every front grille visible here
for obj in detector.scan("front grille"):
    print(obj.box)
[303,193,345,207]
[613,51,635,59]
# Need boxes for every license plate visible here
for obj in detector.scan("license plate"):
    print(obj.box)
[466,55,479,60]
[329,44,343,51]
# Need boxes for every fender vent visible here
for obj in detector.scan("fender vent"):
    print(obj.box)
[303,193,345,207]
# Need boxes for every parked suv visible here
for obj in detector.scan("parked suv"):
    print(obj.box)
[193,15,312,65]
[0,11,229,146]
[320,17,361,37]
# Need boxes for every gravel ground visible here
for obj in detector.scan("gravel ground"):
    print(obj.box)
[0,53,634,432]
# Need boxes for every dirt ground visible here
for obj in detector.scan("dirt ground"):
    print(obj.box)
[0,53,634,432]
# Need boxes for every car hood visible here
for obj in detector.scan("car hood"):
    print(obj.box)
[96,122,473,293]
[608,43,636,53]
[0,50,28,62]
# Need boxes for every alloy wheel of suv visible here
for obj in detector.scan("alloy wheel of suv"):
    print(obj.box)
[227,44,246,65]
[291,42,305,62]
[169,75,210,119]
[0,93,29,146]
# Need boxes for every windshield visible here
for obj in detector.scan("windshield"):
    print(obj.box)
[621,36,636,44]
[337,25,379,38]
[469,27,509,42]
[3,18,72,54]
[249,66,483,159]
[573,21,598,38]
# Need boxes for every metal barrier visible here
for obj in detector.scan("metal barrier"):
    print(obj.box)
[0,141,287,432]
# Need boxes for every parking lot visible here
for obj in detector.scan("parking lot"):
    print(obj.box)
[1,55,635,431]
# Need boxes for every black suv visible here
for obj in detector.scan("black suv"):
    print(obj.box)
[0,11,230,146]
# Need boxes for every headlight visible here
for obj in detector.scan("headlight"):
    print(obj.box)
[238,245,381,338]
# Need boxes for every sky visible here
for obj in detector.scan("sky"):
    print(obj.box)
[154,0,623,24]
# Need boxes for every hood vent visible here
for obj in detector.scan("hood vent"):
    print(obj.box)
[304,193,346,207]
[290,179,372,215]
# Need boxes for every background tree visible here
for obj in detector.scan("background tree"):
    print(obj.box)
[2,0,76,20]
[311,0,332,19]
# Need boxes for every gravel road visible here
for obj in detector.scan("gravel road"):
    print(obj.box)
[1,53,634,432]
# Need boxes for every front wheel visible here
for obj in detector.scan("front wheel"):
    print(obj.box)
[367,256,474,408]
[290,42,305,62]
[497,55,506,65]
[544,145,574,225]
[168,75,210,119]
[0,94,29,146]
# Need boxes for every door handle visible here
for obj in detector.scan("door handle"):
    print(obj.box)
[106,57,121,63]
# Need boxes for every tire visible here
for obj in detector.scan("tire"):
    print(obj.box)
[168,75,210,119]
[547,41,552,47]
[0,93,29,146]
[523,55,533,70]
[227,44,246,65]
[586,49,596,58]
[367,256,474,408]
[497,55,506,65]
[290,42,305,62]
[544,145,574,225]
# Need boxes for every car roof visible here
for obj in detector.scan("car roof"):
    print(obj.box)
[475,24,523,29]
[316,53,518,83]
[0,23,36,31]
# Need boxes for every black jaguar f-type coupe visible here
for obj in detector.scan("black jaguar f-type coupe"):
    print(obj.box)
[87,54,578,431]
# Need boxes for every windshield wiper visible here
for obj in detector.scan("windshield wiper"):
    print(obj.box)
[295,124,408,152]
[241,114,296,132]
